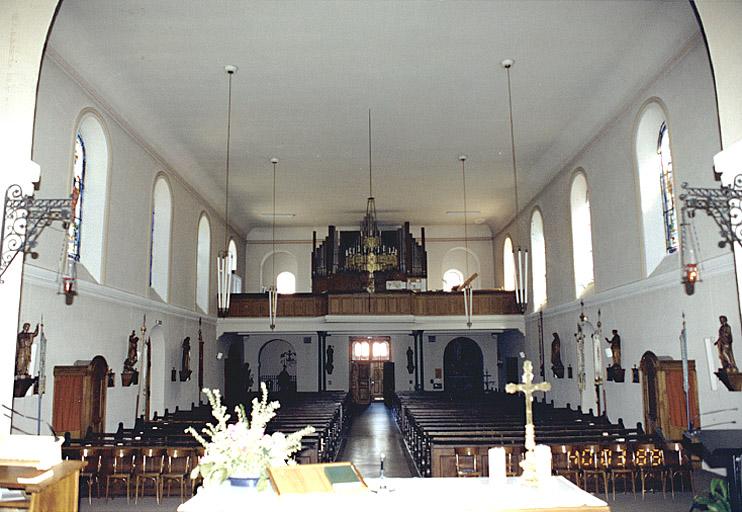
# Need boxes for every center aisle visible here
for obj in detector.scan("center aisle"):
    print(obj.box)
[336,402,417,478]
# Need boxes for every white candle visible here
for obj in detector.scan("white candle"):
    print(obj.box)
[488,447,506,485]
[534,445,552,481]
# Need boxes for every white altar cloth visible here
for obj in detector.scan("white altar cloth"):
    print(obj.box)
[178,476,609,512]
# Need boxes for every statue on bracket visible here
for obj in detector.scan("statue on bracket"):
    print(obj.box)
[14,322,39,397]
[15,322,39,377]
[714,315,741,391]
[550,333,564,379]
[179,336,192,382]
[325,345,334,375]
[244,362,254,391]
[406,346,415,375]
[121,330,139,387]
[605,329,625,382]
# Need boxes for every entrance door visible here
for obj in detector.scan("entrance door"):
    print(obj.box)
[351,362,371,404]
[370,361,384,400]
[383,361,395,403]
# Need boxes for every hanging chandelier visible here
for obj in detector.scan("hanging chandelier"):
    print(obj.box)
[345,110,398,292]
[503,59,528,313]
[217,65,237,317]
[268,157,279,330]
[459,155,474,328]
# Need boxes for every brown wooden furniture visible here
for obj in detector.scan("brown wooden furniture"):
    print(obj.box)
[663,442,693,496]
[551,444,580,487]
[161,448,191,501]
[454,446,481,477]
[634,443,665,498]
[640,352,700,441]
[52,356,108,438]
[74,447,100,504]
[606,443,635,499]
[134,448,164,504]
[105,448,135,503]
[579,444,608,501]
[0,461,82,512]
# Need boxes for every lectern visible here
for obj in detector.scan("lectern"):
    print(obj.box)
[685,430,742,512]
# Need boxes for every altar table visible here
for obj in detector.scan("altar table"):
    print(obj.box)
[178,476,610,512]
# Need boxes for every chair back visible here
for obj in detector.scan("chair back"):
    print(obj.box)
[112,447,136,474]
[454,446,479,475]
[606,443,631,469]
[551,444,574,470]
[503,445,524,476]
[634,443,663,468]
[166,448,191,475]
[81,447,101,474]
[139,447,165,473]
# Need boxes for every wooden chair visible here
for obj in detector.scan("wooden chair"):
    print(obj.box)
[551,444,580,487]
[454,446,480,477]
[580,444,609,501]
[105,447,136,503]
[191,446,205,496]
[635,443,665,498]
[504,445,524,477]
[663,442,693,497]
[135,447,165,504]
[71,446,101,505]
[606,443,635,499]
[161,448,192,501]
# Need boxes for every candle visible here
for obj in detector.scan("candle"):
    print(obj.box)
[488,447,506,485]
[534,445,552,481]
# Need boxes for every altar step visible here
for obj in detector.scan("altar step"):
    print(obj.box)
[337,403,417,478]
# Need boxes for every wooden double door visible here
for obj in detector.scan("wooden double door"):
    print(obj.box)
[351,361,394,404]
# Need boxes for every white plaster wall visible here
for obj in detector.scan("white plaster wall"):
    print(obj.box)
[493,40,742,427]
[244,224,494,293]
[12,52,243,433]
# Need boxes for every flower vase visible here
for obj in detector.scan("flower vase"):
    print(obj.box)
[228,475,260,488]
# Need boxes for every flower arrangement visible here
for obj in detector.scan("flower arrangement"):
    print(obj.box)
[186,383,315,489]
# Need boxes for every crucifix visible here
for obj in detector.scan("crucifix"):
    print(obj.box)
[506,359,551,485]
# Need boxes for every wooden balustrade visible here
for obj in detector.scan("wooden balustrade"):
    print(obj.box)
[228,290,518,317]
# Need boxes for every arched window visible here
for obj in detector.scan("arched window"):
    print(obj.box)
[636,101,677,275]
[149,176,172,301]
[502,236,515,291]
[67,134,86,262]
[530,209,547,311]
[570,172,594,297]
[657,122,678,254]
[68,113,109,282]
[228,239,238,272]
[442,268,464,292]
[351,338,391,361]
[276,271,296,294]
[196,214,211,313]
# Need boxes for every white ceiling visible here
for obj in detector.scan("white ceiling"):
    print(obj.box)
[47,0,701,235]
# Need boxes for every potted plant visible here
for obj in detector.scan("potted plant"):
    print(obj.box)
[692,478,731,512]
[186,383,314,490]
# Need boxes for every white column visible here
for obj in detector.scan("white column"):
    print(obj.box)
[0,0,60,434]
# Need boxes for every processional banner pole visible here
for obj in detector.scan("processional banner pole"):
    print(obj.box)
[680,312,692,432]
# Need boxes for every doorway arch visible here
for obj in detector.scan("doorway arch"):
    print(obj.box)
[443,337,483,395]
[258,339,297,393]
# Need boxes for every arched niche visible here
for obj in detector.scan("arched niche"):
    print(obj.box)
[443,337,483,396]
[258,339,297,394]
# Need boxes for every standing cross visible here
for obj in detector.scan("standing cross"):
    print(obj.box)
[506,360,551,485]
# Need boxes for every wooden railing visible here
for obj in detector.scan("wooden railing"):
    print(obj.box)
[227,290,519,317]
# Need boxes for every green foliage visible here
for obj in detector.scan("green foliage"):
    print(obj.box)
[692,478,731,512]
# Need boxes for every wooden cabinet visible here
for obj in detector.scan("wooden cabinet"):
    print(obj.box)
[52,356,108,438]
[640,352,700,441]
[0,461,82,512]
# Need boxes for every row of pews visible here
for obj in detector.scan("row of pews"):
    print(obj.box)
[393,392,651,478]
[62,391,351,502]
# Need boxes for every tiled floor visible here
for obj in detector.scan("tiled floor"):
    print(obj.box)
[336,402,418,478]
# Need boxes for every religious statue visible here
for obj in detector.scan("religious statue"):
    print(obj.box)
[325,345,334,375]
[715,315,738,372]
[180,337,192,381]
[15,323,39,377]
[244,362,254,391]
[605,329,622,368]
[123,330,138,372]
[406,346,415,374]
[550,333,564,379]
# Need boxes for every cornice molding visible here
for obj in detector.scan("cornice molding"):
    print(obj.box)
[23,264,216,324]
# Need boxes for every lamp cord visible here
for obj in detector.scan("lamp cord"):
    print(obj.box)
[461,157,469,280]
[506,65,520,248]
[224,70,233,253]
[272,160,277,289]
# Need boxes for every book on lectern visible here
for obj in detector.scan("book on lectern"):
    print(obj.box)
[268,462,368,495]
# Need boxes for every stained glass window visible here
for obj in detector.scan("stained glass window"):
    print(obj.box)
[67,134,86,261]
[658,122,678,253]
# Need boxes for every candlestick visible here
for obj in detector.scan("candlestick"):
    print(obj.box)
[488,447,506,485]
[534,444,552,482]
